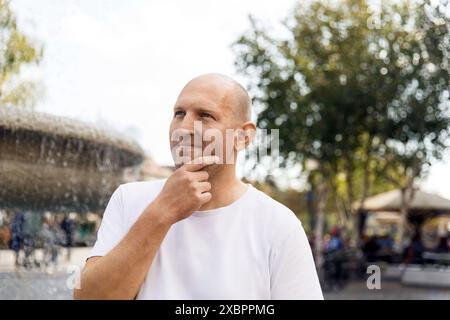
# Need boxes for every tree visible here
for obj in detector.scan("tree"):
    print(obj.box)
[0,0,43,108]
[377,0,450,243]
[233,0,450,269]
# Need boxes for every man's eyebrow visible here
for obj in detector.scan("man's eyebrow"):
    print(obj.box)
[174,105,220,116]
[198,107,217,113]
[198,107,221,119]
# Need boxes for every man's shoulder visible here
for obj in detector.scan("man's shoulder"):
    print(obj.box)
[118,179,166,203]
[109,179,167,225]
[248,184,302,231]
[120,179,166,192]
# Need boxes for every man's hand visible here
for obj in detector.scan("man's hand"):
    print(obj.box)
[74,155,219,300]
[148,155,218,225]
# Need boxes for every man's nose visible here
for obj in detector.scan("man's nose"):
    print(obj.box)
[179,113,196,133]
[177,114,203,142]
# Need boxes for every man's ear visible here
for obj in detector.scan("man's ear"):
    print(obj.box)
[235,122,256,151]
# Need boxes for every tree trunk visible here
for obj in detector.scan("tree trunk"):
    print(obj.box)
[334,193,348,227]
[398,185,416,247]
[345,160,362,248]
[329,177,348,229]
[351,138,372,247]
[313,176,328,277]
[350,164,370,247]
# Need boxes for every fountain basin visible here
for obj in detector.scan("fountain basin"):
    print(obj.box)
[0,107,145,213]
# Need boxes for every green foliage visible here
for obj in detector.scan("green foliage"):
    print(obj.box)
[233,0,450,210]
[0,0,43,108]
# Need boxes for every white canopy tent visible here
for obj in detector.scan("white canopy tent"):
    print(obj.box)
[355,189,450,213]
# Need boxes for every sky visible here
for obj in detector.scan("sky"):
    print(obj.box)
[9,0,450,198]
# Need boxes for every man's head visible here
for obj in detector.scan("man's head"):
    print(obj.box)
[169,73,256,172]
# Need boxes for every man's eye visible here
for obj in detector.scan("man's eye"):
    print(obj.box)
[174,111,185,117]
[200,112,214,120]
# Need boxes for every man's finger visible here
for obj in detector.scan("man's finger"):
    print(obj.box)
[183,156,220,172]
[191,170,209,182]
[196,181,211,193]
[198,192,212,204]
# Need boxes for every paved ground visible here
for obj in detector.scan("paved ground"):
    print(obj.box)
[0,248,89,272]
[1,248,449,300]
[0,271,73,299]
[0,247,90,300]
[2,272,449,300]
[324,280,450,300]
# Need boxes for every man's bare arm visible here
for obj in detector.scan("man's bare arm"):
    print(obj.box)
[73,203,172,300]
[73,156,217,300]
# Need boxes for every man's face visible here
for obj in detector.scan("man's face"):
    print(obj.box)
[169,79,240,169]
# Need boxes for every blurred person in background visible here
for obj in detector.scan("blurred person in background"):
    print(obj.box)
[10,211,25,267]
[22,211,42,269]
[403,232,425,265]
[40,215,62,272]
[435,234,450,253]
[0,212,11,249]
[362,235,380,263]
[375,232,395,263]
[60,214,75,262]
[323,226,346,290]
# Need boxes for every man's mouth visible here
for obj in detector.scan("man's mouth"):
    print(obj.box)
[174,144,203,156]
[176,144,202,149]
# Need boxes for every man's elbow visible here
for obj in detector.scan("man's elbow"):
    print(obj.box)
[71,257,138,300]
[73,277,97,300]
[73,288,85,300]
[72,282,136,300]
[73,287,116,300]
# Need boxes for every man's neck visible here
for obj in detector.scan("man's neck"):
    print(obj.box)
[198,165,248,211]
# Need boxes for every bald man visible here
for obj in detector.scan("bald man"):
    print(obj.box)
[73,74,323,300]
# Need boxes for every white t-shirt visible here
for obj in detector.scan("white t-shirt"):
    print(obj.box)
[88,179,323,300]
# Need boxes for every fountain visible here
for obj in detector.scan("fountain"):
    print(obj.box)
[0,107,145,213]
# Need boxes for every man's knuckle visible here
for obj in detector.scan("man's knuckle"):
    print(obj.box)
[183,173,193,183]
[195,193,202,201]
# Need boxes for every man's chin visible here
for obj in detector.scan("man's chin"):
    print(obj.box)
[172,157,222,170]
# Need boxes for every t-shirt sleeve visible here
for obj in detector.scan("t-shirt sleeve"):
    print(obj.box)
[269,221,324,300]
[87,185,126,260]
